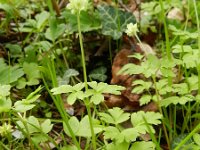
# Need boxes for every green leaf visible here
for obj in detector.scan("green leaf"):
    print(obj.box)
[160,95,194,107]
[118,64,143,75]
[193,134,200,146]
[105,142,130,150]
[139,95,152,106]
[97,4,136,40]
[27,116,40,134]
[61,145,78,150]
[14,86,41,112]
[130,141,155,150]
[172,134,198,149]
[58,69,79,85]
[16,62,41,89]
[156,79,173,95]
[102,84,125,95]
[131,111,162,134]
[173,83,189,95]
[72,83,85,91]
[100,107,130,125]
[0,58,24,84]
[67,91,84,105]
[41,119,53,133]
[35,11,49,30]
[172,45,193,53]
[0,4,16,19]
[187,75,198,91]
[89,66,107,82]
[31,134,48,145]
[90,93,104,105]
[51,85,74,94]
[0,85,11,98]
[63,117,79,136]
[132,80,152,94]
[5,44,22,56]
[88,81,125,95]
[45,16,66,42]
[63,116,103,137]
[182,51,199,68]
[14,101,35,112]
[78,116,102,137]
[99,113,115,124]
[119,128,140,143]
[0,98,12,113]
[62,10,101,33]
[160,67,175,77]
[128,53,144,60]
[103,126,120,140]
[142,54,160,77]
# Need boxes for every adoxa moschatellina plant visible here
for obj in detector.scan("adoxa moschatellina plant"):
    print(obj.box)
[67,0,96,149]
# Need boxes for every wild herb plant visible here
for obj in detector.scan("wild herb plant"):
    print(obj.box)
[1,0,200,149]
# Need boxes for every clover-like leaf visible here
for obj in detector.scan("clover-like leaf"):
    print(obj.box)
[119,128,140,143]
[27,116,40,134]
[100,107,130,125]
[41,119,53,133]
[89,66,107,82]
[63,117,79,137]
[103,126,120,140]
[63,115,103,137]
[58,69,79,86]
[90,93,104,105]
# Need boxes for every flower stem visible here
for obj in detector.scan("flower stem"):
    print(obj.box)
[77,13,96,149]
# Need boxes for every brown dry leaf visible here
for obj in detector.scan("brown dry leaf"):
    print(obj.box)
[167,7,184,21]
[106,46,158,112]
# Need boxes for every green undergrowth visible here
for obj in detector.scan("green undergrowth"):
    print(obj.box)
[0,0,200,149]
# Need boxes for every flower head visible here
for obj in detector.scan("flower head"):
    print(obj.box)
[67,0,90,14]
[0,123,13,137]
[125,23,139,37]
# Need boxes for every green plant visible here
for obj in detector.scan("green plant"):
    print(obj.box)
[99,107,162,149]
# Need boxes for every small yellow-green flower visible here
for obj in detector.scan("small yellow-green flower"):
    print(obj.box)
[125,23,139,37]
[67,0,90,14]
[0,123,13,137]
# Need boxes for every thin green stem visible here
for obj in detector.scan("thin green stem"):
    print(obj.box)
[175,122,200,150]
[77,13,96,149]
[152,75,171,149]
[192,0,200,94]
[42,58,81,150]
[159,0,171,60]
